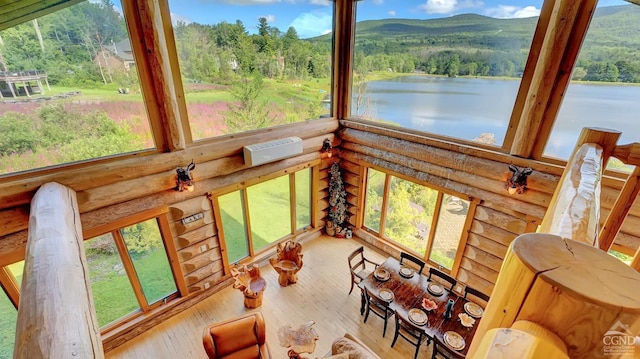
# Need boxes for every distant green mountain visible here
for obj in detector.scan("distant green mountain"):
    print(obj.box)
[309,4,640,82]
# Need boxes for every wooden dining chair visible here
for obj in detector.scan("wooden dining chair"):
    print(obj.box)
[347,246,380,295]
[464,285,490,303]
[391,309,430,359]
[364,287,395,337]
[431,335,465,359]
[400,252,425,274]
[427,267,456,292]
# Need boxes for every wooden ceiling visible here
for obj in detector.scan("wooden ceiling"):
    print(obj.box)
[0,0,84,31]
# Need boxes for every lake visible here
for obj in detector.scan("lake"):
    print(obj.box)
[361,76,640,159]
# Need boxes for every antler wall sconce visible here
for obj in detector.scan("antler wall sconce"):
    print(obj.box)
[506,164,533,195]
[175,160,196,192]
[322,138,333,158]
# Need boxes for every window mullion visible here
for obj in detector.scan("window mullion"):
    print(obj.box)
[425,192,444,265]
[0,266,20,309]
[290,173,297,234]
[379,173,391,238]
[112,230,149,311]
[241,189,254,257]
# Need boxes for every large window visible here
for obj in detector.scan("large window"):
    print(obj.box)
[363,169,472,271]
[351,0,541,148]
[83,210,182,329]
[167,0,333,141]
[543,4,640,168]
[0,1,154,176]
[214,167,314,264]
[0,261,22,358]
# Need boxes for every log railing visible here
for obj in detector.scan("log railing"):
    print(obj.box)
[13,182,104,359]
[469,127,640,358]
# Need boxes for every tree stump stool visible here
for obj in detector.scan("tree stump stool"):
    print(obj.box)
[468,233,640,358]
[269,240,303,287]
[231,264,267,308]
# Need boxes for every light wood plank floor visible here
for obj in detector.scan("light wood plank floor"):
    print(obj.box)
[106,235,437,358]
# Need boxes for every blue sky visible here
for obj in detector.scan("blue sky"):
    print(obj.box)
[158,0,630,39]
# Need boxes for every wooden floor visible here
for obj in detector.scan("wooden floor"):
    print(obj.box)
[106,235,438,358]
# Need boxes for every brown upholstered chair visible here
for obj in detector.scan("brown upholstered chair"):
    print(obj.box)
[202,312,272,359]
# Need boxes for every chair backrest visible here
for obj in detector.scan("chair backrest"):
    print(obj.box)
[348,246,365,272]
[202,312,268,359]
[394,309,425,340]
[428,267,456,292]
[464,285,490,303]
[399,252,425,274]
[431,335,465,359]
[276,240,303,267]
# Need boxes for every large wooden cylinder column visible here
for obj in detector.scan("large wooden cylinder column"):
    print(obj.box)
[468,233,640,358]
[13,183,104,359]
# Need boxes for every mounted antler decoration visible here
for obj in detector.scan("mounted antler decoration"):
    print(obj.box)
[506,164,533,195]
[175,160,196,192]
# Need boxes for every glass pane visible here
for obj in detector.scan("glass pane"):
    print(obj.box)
[84,233,140,327]
[120,219,177,305]
[167,0,333,141]
[352,0,541,146]
[544,4,640,168]
[364,169,385,232]
[0,290,17,358]
[0,1,154,176]
[218,190,249,263]
[295,169,311,230]
[247,175,291,252]
[430,195,470,269]
[384,176,438,255]
[7,261,24,286]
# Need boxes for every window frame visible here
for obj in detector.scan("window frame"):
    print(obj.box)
[211,163,319,270]
[361,167,478,274]
[82,206,187,333]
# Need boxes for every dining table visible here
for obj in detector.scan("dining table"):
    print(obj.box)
[358,257,482,355]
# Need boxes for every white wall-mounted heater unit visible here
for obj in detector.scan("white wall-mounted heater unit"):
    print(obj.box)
[243,136,303,167]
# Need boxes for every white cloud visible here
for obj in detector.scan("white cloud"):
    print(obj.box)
[262,14,277,23]
[289,12,333,38]
[310,0,332,6]
[171,13,193,25]
[388,10,397,16]
[418,0,483,15]
[484,5,540,18]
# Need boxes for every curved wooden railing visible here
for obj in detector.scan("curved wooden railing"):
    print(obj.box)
[13,183,104,359]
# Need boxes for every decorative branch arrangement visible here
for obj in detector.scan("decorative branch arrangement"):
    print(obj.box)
[326,162,350,237]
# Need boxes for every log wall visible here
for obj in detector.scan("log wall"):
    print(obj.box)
[339,120,640,295]
[0,118,338,350]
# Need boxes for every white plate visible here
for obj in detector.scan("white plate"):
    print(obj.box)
[443,331,465,351]
[464,302,484,318]
[428,283,444,296]
[408,308,428,325]
[374,268,390,281]
[399,266,414,278]
[379,288,394,302]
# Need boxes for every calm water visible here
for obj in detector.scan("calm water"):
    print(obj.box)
[361,76,640,159]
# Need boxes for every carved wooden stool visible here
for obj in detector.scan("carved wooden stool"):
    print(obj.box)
[231,264,267,308]
[269,240,304,287]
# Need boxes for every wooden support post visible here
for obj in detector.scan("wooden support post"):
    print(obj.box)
[539,128,619,246]
[467,233,640,359]
[599,166,640,251]
[632,245,640,272]
[22,81,30,97]
[13,183,104,359]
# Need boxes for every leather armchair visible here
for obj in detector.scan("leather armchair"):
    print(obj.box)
[202,312,272,359]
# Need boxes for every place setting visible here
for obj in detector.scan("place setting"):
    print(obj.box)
[443,331,466,351]
[398,266,414,278]
[463,301,484,318]
[427,282,444,296]
[408,308,428,326]
[378,288,395,302]
[373,267,390,282]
